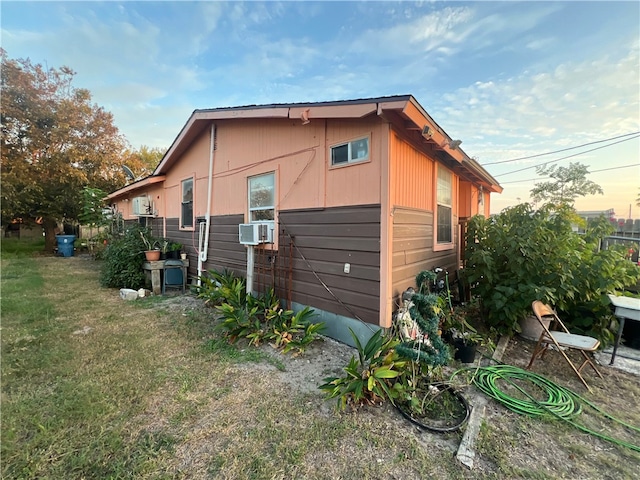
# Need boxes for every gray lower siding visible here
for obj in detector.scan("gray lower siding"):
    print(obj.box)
[278,205,381,326]
[391,207,459,302]
[165,205,381,325]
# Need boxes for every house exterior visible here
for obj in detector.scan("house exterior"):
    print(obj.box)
[107,95,501,344]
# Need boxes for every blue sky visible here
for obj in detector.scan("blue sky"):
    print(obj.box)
[2,1,639,216]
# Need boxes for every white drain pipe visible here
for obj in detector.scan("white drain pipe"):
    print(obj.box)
[197,123,216,285]
[246,245,255,295]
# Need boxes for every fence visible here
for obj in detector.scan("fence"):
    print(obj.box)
[601,235,640,264]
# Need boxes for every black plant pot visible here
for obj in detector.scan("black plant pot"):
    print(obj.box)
[454,342,477,363]
[166,250,180,260]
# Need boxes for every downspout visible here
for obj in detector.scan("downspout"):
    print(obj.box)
[197,123,216,285]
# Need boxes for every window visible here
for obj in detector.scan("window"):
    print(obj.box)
[330,136,369,166]
[249,172,275,222]
[436,167,452,244]
[181,178,193,228]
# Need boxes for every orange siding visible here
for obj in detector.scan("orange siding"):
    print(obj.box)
[459,180,472,219]
[390,133,434,210]
[325,118,383,208]
[165,130,209,222]
[114,117,383,232]
[387,134,462,311]
[459,180,488,219]
[213,119,322,218]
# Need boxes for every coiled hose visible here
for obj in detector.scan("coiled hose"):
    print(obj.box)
[452,364,640,452]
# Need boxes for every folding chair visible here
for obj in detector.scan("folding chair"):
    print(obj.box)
[162,260,186,295]
[526,300,603,391]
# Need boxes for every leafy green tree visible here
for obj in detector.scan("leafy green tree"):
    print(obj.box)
[530,162,603,206]
[123,145,165,179]
[78,187,109,227]
[464,203,639,343]
[1,50,127,251]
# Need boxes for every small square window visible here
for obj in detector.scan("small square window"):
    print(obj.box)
[331,144,349,165]
[331,137,369,166]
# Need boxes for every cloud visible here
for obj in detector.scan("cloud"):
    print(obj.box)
[435,42,640,161]
[348,6,474,59]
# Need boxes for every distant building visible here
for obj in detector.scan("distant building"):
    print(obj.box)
[577,209,615,220]
[576,209,640,238]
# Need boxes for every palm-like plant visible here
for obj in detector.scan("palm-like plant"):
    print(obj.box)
[319,328,407,410]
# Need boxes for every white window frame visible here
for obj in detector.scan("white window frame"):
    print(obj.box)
[248,172,276,223]
[435,165,454,249]
[330,136,370,167]
[181,177,194,229]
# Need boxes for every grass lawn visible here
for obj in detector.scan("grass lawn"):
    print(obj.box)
[2,239,639,479]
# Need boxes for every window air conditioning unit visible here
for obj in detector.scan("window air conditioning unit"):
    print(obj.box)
[132,196,152,216]
[239,222,274,245]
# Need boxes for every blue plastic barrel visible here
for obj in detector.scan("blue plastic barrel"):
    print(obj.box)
[56,235,76,257]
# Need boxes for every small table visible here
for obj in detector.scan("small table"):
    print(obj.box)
[143,259,189,295]
[607,294,640,365]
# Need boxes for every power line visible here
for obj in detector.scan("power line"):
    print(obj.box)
[494,135,640,177]
[499,163,640,184]
[483,131,640,166]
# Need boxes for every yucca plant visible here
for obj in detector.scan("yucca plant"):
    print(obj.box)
[284,321,326,355]
[195,269,246,308]
[319,328,407,410]
[266,306,324,355]
[215,302,261,344]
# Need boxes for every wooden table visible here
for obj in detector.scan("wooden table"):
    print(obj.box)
[143,259,189,295]
[607,294,640,365]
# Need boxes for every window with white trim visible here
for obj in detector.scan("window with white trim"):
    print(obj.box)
[436,167,452,244]
[330,136,369,166]
[181,178,193,228]
[248,172,275,222]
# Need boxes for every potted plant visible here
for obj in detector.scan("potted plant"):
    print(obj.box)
[140,231,160,261]
[158,239,169,260]
[449,326,483,363]
[442,299,492,363]
[168,241,182,259]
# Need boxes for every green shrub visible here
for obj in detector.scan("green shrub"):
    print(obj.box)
[100,224,150,289]
[464,203,640,342]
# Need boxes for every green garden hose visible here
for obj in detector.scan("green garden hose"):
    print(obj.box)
[452,364,640,452]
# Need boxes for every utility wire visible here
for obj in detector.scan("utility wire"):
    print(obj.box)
[483,131,640,166]
[494,135,640,177]
[500,163,640,184]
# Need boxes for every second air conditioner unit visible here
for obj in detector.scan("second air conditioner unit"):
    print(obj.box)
[132,196,153,216]
[238,222,274,245]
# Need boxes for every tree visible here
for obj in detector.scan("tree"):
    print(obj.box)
[1,50,128,251]
[464,203,639,342]
[530,162,603,206]
[122,145,165,179]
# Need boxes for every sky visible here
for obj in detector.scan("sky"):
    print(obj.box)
[2,1,639,217]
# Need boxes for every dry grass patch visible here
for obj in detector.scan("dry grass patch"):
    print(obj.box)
[2,252,639,480]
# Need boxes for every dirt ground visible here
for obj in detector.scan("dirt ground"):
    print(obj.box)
[157,293,640,478]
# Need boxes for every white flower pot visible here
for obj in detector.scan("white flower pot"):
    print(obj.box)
[519,315,550,341]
